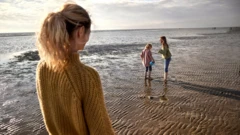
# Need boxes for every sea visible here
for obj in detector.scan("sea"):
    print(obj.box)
[0,27,240,134]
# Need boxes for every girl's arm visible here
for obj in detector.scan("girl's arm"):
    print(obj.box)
[158,48,167,56]
[140,50,144,59]
[149,51,154,62]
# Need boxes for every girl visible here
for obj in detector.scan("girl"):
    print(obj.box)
[141,43,155,80]
[36,3,115,135]
[158,36,172,85]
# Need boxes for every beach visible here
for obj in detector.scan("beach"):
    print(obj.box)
[0,28,240,134]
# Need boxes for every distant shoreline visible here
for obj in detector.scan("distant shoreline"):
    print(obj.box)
[0,26,240,37]
[1,26,239,35]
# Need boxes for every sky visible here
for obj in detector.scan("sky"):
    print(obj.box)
[0,0,240,33]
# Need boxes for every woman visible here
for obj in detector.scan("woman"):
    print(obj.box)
[36,3,115,135]
[158,36,172,85]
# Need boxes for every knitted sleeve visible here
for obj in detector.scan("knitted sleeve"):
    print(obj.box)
[36,61,45,100]
[83,69,115,135]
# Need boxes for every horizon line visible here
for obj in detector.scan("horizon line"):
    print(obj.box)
[1,26,239,34]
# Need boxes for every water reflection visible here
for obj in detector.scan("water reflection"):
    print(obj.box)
[144,79,151,88]
[141,79,169,103]
[143,79,152,104]
[159,86,169,102]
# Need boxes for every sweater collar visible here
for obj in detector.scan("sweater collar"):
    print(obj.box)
[69,52,81,64]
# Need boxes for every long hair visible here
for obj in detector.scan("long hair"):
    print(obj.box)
[160,36,169,49]
[36,3,91,68]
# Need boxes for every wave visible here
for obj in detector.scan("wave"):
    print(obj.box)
[3,44,146,63]
[199,27,240,35]
[0,32,35,37]
[169,36,207,40]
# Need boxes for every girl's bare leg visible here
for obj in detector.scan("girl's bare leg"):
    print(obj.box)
[164,72,168,84]
[149,71,153,80]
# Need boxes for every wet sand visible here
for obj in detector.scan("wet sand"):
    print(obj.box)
[0,32,240,134]
[101,41,240,134]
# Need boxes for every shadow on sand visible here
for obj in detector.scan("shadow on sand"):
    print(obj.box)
[177,81,240,101]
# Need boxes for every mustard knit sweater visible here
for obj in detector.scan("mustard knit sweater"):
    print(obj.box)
[36,53,115,135]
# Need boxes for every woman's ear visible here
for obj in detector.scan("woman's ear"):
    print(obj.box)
[77,26,85,39]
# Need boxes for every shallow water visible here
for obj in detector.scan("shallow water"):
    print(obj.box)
[0,28,240,134]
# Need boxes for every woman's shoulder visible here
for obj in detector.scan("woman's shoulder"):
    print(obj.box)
[84,65,99,75]
[36,60,47,71]
[36,60,52,79]
[82,65,100,80]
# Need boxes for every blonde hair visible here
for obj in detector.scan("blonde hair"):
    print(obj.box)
[36,3,91,68]
[145,43,152,49]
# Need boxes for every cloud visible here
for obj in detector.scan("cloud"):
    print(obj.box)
[88,0,240,29]
[0,0,240,32]
[0,0,67,32]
